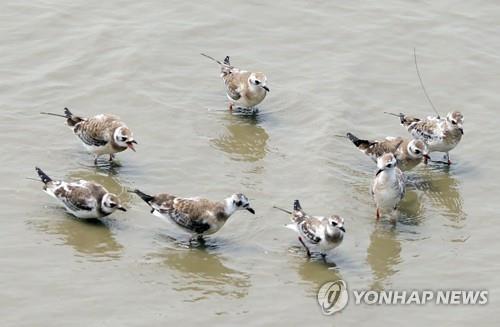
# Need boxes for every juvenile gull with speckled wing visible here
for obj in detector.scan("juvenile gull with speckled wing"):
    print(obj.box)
[41,107,137,165]
[201,53,269,113]
[346,132,429,170]
[274,200,345,258]
[397,111,463,165]
[36,167,126,219]
[131,189,255,241]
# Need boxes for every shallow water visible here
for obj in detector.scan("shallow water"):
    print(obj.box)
[1,1,499,326]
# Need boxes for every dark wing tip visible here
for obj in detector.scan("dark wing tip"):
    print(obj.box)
[35,167,52,184]
[131,189,155,204]
[293,200,302,211]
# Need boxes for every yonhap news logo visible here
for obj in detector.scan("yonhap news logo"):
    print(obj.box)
[317,280,488,315]
[317,280,349,315]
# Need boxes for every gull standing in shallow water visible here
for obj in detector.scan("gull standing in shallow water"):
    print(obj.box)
[371,153,406,221]
[392,111,464,165]
[346,132,429,170]
[130,190,255,242]
[274,200,345,259]
[201,53,269,114]
[35,167,126,219]
[41,107,137,165]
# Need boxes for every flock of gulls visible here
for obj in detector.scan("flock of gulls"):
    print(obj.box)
[36,53,464,259]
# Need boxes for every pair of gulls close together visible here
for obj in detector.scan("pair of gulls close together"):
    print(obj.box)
[36,55,464,258]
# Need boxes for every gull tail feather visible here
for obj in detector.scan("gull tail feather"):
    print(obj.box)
[35,167,52,184]
[129,189,155,204]
[41,107,83,126]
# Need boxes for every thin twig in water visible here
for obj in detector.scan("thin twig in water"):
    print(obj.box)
[273,206,292,214]
[414,48,440,118]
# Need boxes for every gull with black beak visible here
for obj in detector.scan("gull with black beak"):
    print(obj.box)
[274,200,345,258]
[35,167,126,219]
[201,53,269,113]
[372,153,406,221]
[346,132,430,170]
[41,107,137,165]
[130,189,255,242]
[387,111,464,165]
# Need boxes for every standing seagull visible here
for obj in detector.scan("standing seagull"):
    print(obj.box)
[346,132,430,170]
[274,200,345,258]
[371,153,406,221]
[395,111,464,165]
[201,53,269,113]
[41,107,137,165]
[35,167,126,219]
[130,189,255,241]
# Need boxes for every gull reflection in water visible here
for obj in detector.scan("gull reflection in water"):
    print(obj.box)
[366,225,402,290]
[290,247,344,297]
[410,166,466,224]
[34,218,123,261]
[151,247,251,302]
[397,186,425,225]
[211,114,269,162]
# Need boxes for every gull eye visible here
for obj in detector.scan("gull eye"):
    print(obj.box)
[254,80,260,85]
[415,149,421,154]
[235,200,242,206]
[331,221,338,226]
[120,136,127,142]
[109,203,116,208]
[452,120,457,125]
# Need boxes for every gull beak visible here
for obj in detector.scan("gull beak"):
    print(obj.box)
[376,169,383,176]
[126,140,137,152]
[459,127,464,135]
[262,85,270,92]
[117,206,127,212]
[246,207,256,214]
[339,226,346,233]
[423,154,431,160]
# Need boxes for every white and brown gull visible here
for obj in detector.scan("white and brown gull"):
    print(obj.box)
[131,189,255,241]
[346,132,429,170]
[41,107,137,165]
[391,111,464,165]
[274,200,345,258]
[201,53,269,113]
[36,167,126,219]
[371,153,406,221]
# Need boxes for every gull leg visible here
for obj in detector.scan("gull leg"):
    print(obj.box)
[94,156,99,165]
[376,207,381,221]
[445,152,452,165]
[229,103,234,112]
[298,236,311,257]
[109,154,115,162]
[321,253,327,263]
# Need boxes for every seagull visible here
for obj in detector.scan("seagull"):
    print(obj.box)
[35,167,126,219]
[274,200,345,258]
[371,153,406,221]
[41,107,137,165]
[394,111,463,165]
[130,189,255,241]
[201,53,269,113]
[346,132,429,170]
